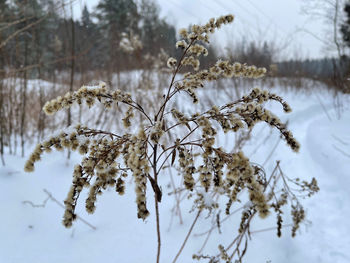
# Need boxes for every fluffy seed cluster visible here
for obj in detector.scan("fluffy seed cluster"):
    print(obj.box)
[168,15,237,79]
[291,204,305,237]
[42,82,133,116]
[193,189,218,211]
[224,152,268,217]
[175,40,187,49]
[207,60,266,79]
[271,191,288,237]
[167,57,177,68]
[125,129,150,220]
[181,56,201,71]
[163,86,299,221]
[119,32,142,53]
[178,145,196,191]
[122,106,134,128]
[170,109,273,216]
[178,15,234,43]
[188,44,209,57]
[171,62,267,107]
[25,124,136,226]
[149,121,164,143]
[169,87,299,155]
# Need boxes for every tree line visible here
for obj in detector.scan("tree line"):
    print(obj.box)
[0,0,183,77]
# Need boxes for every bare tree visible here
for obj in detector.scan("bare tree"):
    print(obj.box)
[302,0,348,88]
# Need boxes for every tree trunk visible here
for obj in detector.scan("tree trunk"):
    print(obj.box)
[20,38,28,158]
[67,17,75,159]
[0,34,5,165]
[0,73,5,166]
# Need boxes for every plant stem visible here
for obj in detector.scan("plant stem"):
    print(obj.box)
[155,193,161,263]
[155,39,195,121]
[172,211,201,263]
[152,144,161,263]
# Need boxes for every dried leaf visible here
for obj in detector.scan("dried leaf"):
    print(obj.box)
[171,149,176,166]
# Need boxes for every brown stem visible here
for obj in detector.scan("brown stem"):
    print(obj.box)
[98,93,153,125]
[156,125,199,174]
[172,211,201,263]
[151,144,161,263]
[155,193,161,263]
[194,207,244,237]
[155,39,196,122]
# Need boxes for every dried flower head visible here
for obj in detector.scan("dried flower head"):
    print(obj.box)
[24,14,316,263]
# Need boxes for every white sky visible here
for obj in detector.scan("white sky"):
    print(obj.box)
[72,0,331,60]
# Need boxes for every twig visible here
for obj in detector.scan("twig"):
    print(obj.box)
[22,196,50,208]
[250,224,293,234]
[197,213,217,253]
[194,207,244,237]
[172,211,201,263]
[333,144,350,158]
[262,137,281,166]
[0,16,36,32]
[0,15,48,49]
[42,189,97,230]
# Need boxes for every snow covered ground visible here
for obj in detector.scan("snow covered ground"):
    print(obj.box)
[1,79,350,263]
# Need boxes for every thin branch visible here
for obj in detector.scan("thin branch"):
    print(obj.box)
[42,189,97,230]
[22,196,50,208]
[0,15,48,49]
[0,16,36,33]
[155,39,196,121]
[262,137,281,166]
[333,144,350,158]
[172,211,201,263]
[250,224,293,234]
[194,207,244,237]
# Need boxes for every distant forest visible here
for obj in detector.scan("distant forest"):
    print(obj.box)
[0,0,184,78]
[0,0,349,83]
[277,57,349,80]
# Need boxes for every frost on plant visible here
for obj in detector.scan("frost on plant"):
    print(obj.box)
[25,14,318,262]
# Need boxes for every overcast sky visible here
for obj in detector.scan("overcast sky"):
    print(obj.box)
[72,0,331,60]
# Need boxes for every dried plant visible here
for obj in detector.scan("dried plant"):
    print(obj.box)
[191,161,318,263]
[24,15,318,263]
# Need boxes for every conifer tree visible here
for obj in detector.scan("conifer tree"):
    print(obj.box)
[341,1,350,48]
[95,0,139,71]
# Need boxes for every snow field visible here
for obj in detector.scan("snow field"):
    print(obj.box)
[1,78,350,263]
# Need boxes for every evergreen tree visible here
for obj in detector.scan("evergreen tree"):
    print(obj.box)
[139,0,176,56]
[81,5,92,29]
[341,1,350,48]
[96,0,139,34]
[95,0,139,71]
[76,5,102,72]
